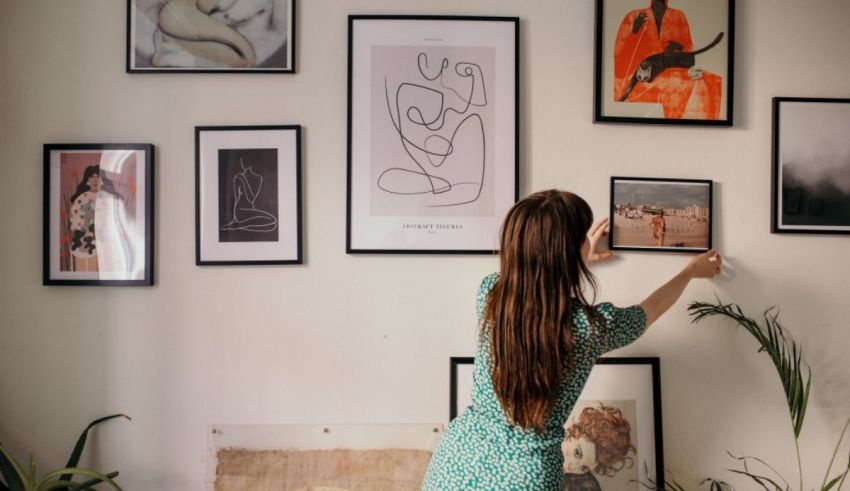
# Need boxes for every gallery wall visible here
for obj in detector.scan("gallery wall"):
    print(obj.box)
[1,0,850,489]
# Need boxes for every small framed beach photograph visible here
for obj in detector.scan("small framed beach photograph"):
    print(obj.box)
[195,125,302,265]
[347,15,519,253]
[610,176,713,253]
[594,0,734,125]
[43,143,154,286]
[127,0,296,73]
[772,97,850,234]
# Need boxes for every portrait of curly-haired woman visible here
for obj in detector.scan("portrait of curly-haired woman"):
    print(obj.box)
[562,402,637,490]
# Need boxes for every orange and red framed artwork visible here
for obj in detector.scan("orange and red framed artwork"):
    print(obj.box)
[594,0,734,126]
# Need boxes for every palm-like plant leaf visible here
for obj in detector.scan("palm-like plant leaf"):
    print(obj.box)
[688,301,811,439]
[38,468,121,491]
[60,414,129,483]
[0,445,28,491]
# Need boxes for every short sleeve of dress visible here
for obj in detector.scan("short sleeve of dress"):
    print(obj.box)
[594,302,648,354]
[476,273,499,323]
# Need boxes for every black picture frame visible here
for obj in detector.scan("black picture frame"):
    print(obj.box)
[126,0,297,73]
[195,125,303,265]
[43,143,154,286]
[593,0,735,126]
[772,97,850,235]
[610,176,713,253]
[449,357,664,485]
[346,15,520,254]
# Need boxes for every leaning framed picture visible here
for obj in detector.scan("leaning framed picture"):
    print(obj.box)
[195,125,302,265]
[594,0,734,125]
[43,143,154,286]
[347,16,519,254]
[450,357,664,487]
[449,357,475,420]
[127,0,296,73]
[772,97,850,234]
[610,176,713,253]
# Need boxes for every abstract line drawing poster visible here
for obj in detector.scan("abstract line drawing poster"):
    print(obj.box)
[196,126,302,265]
[594,0,734,125]
[772,98,850,234]
[348,16,519,253]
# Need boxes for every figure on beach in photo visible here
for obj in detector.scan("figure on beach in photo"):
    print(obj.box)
[650,211,666,246]
[613,0,723,119]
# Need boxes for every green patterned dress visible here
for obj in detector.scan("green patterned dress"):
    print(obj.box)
[422,273,647,490]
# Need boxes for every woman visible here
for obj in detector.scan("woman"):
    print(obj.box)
[68,165,124,272]
[421,190,721,490]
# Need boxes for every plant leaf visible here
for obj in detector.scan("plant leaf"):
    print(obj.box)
[689,301,810,440]
[67,471,118,491]
[0,444,29,491]
[37,468,120,491]
[60,415,129,483]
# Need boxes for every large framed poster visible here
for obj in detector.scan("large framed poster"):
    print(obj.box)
[594,0,734,125]
[195,125,302,265]
[347,16,519,254]
[772,97,850,234]
[43,143,154,286]
[127,0,296,73]
[450,357,664,488]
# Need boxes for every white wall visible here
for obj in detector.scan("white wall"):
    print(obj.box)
[2,0,850,489]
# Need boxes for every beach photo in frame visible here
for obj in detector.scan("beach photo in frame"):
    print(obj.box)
[449,357,664,488]
[610,176,713,253]
[195,125,302,265]
[127,0,296,73]
[772,97,850,235]
[594,0,734,125]
[347,16,519,254]
[43,143,154,286]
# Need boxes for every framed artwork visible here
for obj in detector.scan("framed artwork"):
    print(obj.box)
[450,357,664,488]
[195,125,302,265]
[772,97,850,234]
[610,176,713,253]
[347,16,519,254]
[449,357,475,420]
[127,0,296,73]
[594,0,734,125]
[43,143,154,286]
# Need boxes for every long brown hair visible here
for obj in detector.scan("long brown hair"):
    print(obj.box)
[484,190,599,433]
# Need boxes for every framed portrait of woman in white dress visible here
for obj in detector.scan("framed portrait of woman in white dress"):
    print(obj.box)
[43,143,154,286]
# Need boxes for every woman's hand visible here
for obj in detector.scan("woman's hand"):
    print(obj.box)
[686,249,722,278]
[585,218,614,264]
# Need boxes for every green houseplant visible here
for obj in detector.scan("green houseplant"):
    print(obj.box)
[0,414,129,491]
[641,300,850,491]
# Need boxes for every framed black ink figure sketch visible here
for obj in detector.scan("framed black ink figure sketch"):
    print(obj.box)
[196,126,302,265]
[594,0,734,125]
[347,16,519,254]
[43,143,154,286]
[772,98,850,235]
[610,176,713,253]
[127,0,296,73]
[450,357,664,488]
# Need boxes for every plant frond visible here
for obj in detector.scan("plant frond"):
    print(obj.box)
[61,415,129,483]
[688,301,810,439]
